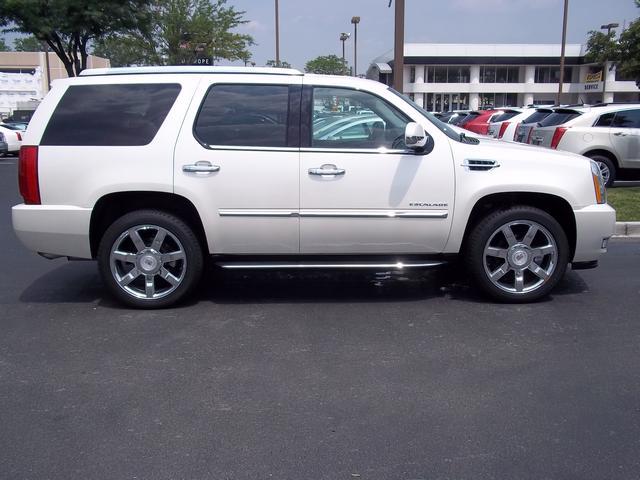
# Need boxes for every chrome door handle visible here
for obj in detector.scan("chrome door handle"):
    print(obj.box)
[613,132,628,137]
[182,161,220,173]
[308,164,345,176]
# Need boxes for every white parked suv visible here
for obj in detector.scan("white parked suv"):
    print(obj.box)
[12,66,615,308]
[527,104,640,186]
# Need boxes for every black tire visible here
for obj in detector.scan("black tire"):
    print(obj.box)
[588,154,616,188]
[465,206,569,303]
[97,210,204,308]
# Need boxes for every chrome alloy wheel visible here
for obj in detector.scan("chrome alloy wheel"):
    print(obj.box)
[483,220,558,295]
[596,161,611,186]
[109,225,187,300]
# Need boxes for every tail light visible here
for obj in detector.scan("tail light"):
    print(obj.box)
[526,128,535,144]
[550,127,568,149]
[18,145,40,205]
[498,122,510,139]
[513,123,520,141]
[16,132,22,141]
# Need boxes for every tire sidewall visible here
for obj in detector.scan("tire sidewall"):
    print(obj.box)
[466,206,569,303]
[588,154,616,188]
[97,210,203,309]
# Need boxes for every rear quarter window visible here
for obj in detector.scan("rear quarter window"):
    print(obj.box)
[538,111,581,127]
[40,83,181,146]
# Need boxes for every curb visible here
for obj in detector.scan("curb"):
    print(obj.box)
[614,222,640,238]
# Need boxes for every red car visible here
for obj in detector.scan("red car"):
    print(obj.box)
[460,110,499,135]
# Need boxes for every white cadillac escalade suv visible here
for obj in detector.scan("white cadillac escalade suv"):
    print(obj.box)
[12,66,615,308]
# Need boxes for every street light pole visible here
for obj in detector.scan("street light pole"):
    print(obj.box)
[557,0,569,105]
[340,32,350,74]
[351,16,360,76]
[600,22,619,103]
[275,0,280,67]
[392,0,405,92]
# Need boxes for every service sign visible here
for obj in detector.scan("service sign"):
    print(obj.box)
[582,71,603,92]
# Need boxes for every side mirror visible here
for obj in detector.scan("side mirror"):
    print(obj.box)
[404,122,428,149]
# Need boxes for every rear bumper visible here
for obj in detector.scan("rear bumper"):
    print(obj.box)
[0,142,7,154]
[12,204,93,259]
[572,203,616,263]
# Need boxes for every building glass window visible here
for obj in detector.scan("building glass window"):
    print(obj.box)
[409,66,416,83]
[535,66,573,83]
[449,66,470,83]
[480,66,497,83]
[433,67,448,83]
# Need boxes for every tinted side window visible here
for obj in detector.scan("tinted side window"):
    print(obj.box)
[311,87,410,149]
[194,84,289,147]
[41,84,181,146]
[538,112,580,127]
[594,112,615,127]
[613,109,640,128]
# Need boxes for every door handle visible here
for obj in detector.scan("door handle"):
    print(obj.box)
[613,132,628,137]
[182,161,220,173]
[308,164,346,176]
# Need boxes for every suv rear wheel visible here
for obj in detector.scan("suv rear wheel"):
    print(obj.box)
[466,206,569,302]
[97,210,204,308]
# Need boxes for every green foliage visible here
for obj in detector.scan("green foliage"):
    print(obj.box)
[305,55,348,75]
[607,187,640,221]
[266,59,291,68]
[0,0,153,76]
[93,0,254,67]
[617,17,640,86]
[13,35,41,52]
[584,30,619,65]
[0,37,9,51]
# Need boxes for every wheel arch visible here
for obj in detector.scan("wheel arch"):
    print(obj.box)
[89,191,208,259]
[583,148,619,167]
[460,192,577,261]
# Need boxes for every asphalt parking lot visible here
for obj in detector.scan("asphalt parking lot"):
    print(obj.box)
[1,156,640,480]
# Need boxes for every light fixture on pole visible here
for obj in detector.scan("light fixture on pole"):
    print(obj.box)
[600,22,619,102]
[340,32,350,74]
[351,16,360,76]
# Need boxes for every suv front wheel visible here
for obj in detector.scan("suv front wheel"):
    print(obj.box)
[97,210,204,308]
[466,206,569,302]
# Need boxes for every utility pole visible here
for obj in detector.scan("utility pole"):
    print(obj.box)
[391,0,405,92]
[275,0,280,67]
[557,0,569,105]
[42,41,51,93]
[351,16,360,76]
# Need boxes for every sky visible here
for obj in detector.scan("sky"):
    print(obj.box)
[230,0,640,72]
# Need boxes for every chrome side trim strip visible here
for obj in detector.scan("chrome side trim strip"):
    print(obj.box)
[219,209,298,217]
[218,209,448,219]
[301,147,409,155]
[218,261,446,270]
[205,145,299,152]
[300,209,448,219]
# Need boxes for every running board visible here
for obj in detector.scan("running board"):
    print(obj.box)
[216,260,446,270]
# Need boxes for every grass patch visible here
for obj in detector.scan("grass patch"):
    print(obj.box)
[607,187,640,222]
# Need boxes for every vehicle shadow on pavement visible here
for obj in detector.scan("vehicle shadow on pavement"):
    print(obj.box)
[17,261,590,308]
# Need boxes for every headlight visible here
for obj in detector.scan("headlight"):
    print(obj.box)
[590,160,606,204]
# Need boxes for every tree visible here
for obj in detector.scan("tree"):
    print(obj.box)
[305,55,348,75]
[13,35,41,52]
[584,1,640,87]
[266,59,291,68]
[0,0,153,76]
[0,37,9,51]
[93,0,254,67]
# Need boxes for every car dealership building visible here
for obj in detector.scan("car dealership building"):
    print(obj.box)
[367,43,640,111]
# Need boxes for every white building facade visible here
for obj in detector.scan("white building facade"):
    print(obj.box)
[368,44,640,111]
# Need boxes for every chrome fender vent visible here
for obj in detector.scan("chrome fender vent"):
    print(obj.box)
[462,159,500,171]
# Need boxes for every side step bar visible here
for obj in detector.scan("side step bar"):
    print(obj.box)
[216,260,446,270]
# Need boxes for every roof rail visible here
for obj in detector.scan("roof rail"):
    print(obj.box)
[79,66,304,77]
[590,101,640,107]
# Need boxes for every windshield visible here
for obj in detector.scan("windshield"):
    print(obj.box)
[388,88,468,142]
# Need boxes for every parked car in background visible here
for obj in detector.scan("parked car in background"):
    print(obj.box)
[0,133,8,156]
[528,104,640,186]
[0,124,24,155]
[461,109,499,135]
[486,108,524,139]
[513,108,555,143]
[527,107,585,147]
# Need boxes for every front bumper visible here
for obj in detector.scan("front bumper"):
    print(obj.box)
[572,203,616,263]
[12,204,93,259]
